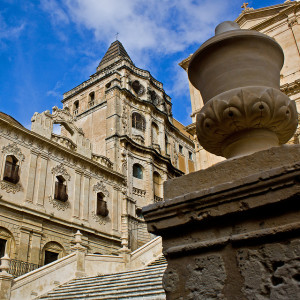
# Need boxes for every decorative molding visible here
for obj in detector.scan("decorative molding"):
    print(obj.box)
[91,211,108,225]
[93,181,109,197]
[2,143,25,162]
[196,87,298,156]
[51,163,71,181]
[133,187,146,197]
[0,181,22,194]
[48,196,70,211]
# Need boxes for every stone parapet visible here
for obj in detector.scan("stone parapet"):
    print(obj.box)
[143,145,300,299]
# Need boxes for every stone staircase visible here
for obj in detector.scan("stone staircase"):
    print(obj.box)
[37,256,167,300]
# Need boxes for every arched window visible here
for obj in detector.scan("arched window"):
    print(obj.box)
[153,171,163,202]
[73,100,79,115]
[133,164,143,179]
[97,192,109,217]
[43,242,64,265]
[54,175,68,202]
[3,155,19,184]
[89,92,95,107]
[132,112,145,131]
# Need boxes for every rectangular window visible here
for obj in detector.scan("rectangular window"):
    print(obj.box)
[189,151,193,160]
[54,181,68,202]
[179,145,183,154]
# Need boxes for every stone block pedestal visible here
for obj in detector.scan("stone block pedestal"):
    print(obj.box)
[143,145,300,299]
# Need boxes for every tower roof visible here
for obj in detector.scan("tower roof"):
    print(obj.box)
[97,40,133,71]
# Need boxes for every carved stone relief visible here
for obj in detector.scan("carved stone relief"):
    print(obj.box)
[93,181,109,197]
[51,164,71,181]
[91,211,108,225]
[2,142,25,162]
[196,87,298,156]
[48,196,70,211]
[0,181,22,194]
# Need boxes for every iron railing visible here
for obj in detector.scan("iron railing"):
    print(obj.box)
[9,259,41,278]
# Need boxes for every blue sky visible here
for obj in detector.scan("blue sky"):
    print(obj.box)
[0,0,288,128]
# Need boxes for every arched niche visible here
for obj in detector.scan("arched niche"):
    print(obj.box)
[42,241,65,265]
[0,227,16,258]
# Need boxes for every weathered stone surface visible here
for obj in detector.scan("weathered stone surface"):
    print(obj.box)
[143,145,300,299]
[237,240,300,300]
[185,255,226,300]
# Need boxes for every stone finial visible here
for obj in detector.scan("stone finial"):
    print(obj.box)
[188,21,298,159]
[74,230,82,245]
[0,254,11,274]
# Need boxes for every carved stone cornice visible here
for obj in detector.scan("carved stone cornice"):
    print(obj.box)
[280,79,300,96]
[196,87,298,157]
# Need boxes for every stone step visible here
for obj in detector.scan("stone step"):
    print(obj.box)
[48,276,163,294]
[40,282,164,299]
[38,256,167,299]
[63,265,166,287]
[71,264,166,281]
[40,289,165,300]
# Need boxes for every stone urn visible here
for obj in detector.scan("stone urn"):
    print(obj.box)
[188,21,298,158]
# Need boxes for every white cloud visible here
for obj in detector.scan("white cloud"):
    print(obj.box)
[40,0,69,25]
[0,12,25,42]
[47,81,63,99]
[62,0,238,59]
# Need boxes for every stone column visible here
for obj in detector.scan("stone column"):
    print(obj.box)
[143,21,299,300]
[30,232,42,265]
[25,150,38,202]
[73,170,82,218]
[0,255,13,300]
[18,228,30,262]
[71,231,87,278]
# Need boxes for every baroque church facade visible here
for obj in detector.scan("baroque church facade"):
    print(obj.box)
[0,0,299,278]
[0,41,196,269]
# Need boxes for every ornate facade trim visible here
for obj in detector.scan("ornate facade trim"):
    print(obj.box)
[0,181,22,194]
[93,181,109,197]
[51,164,71,181]
[48,196,70,211]
[91,211,108,225]
[2,142,25,162]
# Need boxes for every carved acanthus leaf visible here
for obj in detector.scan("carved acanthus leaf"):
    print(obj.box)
[196,87,298,156]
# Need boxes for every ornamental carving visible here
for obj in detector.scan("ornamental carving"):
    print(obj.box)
[2,143,25,162]
[196,87,298,156]
[91,211,108,225]
[0,181,22,194]
[93,181,109,197]
[49,196,70,211]
[130,80,145,96]
[51,164,70,181]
